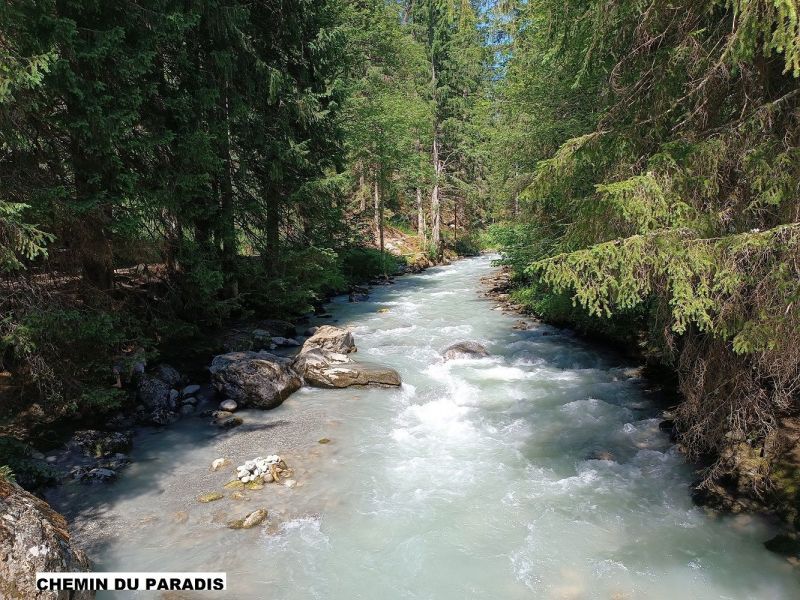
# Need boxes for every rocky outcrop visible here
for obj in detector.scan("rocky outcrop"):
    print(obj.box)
[0,479,93,599]
[293,327,400,389]
[299,325,355,355]
[442,341,489,361]
[294,349,400,388]
[209,351,301,410]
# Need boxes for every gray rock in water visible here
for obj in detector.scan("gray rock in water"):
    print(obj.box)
[179,404,196,416]
[442,341,489,361]
[228,508,268,529]
[67,430,132,457]
[215,414,243,429]
[0,479,93,598]
[154,364,182,387]
[182,384,201,396]
[219,399,238,412]
[209,351,301,410]
[293,348,401,389]
[87,468,116,482]
[300,325,355,355]
[137,375,172,410]
[304,326,319,337]
[182,396,198,406]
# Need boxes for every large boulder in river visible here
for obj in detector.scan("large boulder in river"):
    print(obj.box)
[442,341,489,361]
[0,478,93,599]
[209,351,301,409]
[293,348,400,389]
[300,326,355,355]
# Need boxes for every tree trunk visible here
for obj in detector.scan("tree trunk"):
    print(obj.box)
[218,89,238,297]
[373,176,381,245]
[359,170,367,213]
[266,191,280,275]
[373,178,386,276]
[69,130,114,290]
[416,187,426,244]
[431,135,442,260]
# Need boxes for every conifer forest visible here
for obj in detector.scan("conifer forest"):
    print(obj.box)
[2,1,800,597]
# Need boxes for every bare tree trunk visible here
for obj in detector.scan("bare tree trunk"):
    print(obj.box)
[416,187,426,244]
[373,176,380,245]
[431,135,442,259]
[218,88,238,298]
[359,170,366,212]
[453,199,458,245]
[373,177,386,276]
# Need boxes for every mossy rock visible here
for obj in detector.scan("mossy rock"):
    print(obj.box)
[377,308,390,313]
[224,480,245,490]
[198,492,223,503]
[227,508,268,530]
[318,438,331,444]
[244,481,264,490]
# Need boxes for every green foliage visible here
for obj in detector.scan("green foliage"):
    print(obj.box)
[0,436,56,490]
[339,247,404,284]
[0,464,14,482]
[491,0,800,479]
[240,247,346,316]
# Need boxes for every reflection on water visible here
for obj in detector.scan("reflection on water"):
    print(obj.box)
[50,256,799,599]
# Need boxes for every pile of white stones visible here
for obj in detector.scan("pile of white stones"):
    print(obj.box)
[236,455,282,483]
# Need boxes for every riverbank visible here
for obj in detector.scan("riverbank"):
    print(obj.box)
[42,255,800,598]
[481,262,800,562]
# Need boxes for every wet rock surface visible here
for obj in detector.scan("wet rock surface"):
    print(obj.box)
[209,351,301,409]
[0,479,93,599]
[442,341,489,361]
[294,328,401,389]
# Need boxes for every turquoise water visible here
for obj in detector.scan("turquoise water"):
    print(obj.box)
[52,256,800,599]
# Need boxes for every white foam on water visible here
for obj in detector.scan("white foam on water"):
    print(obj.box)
[49,255,800,600]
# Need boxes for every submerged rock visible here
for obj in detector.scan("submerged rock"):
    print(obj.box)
[213,413,243,429]
[182,384,201,397]
[764,533,800,560]
[0,478,93,599]
[198,492,224,503]
[442,341,489,361]
[209,351,301,410]
[227,508,268,530]
[211,458,230,472]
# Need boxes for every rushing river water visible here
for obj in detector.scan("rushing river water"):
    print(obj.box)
[50,256,799,599]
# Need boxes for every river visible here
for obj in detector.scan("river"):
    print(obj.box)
[49,256,800,599]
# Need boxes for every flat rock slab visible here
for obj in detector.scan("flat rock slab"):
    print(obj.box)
[305,361,401,389]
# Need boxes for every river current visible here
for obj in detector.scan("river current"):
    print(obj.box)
[50,256,800,599]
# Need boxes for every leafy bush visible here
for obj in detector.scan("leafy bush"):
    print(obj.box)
[339,247,404,282]
[0,436,57,490]
[239,246,347,316]
[452,234,482,256]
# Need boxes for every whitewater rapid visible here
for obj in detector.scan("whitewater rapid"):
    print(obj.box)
[51,256,799,599]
